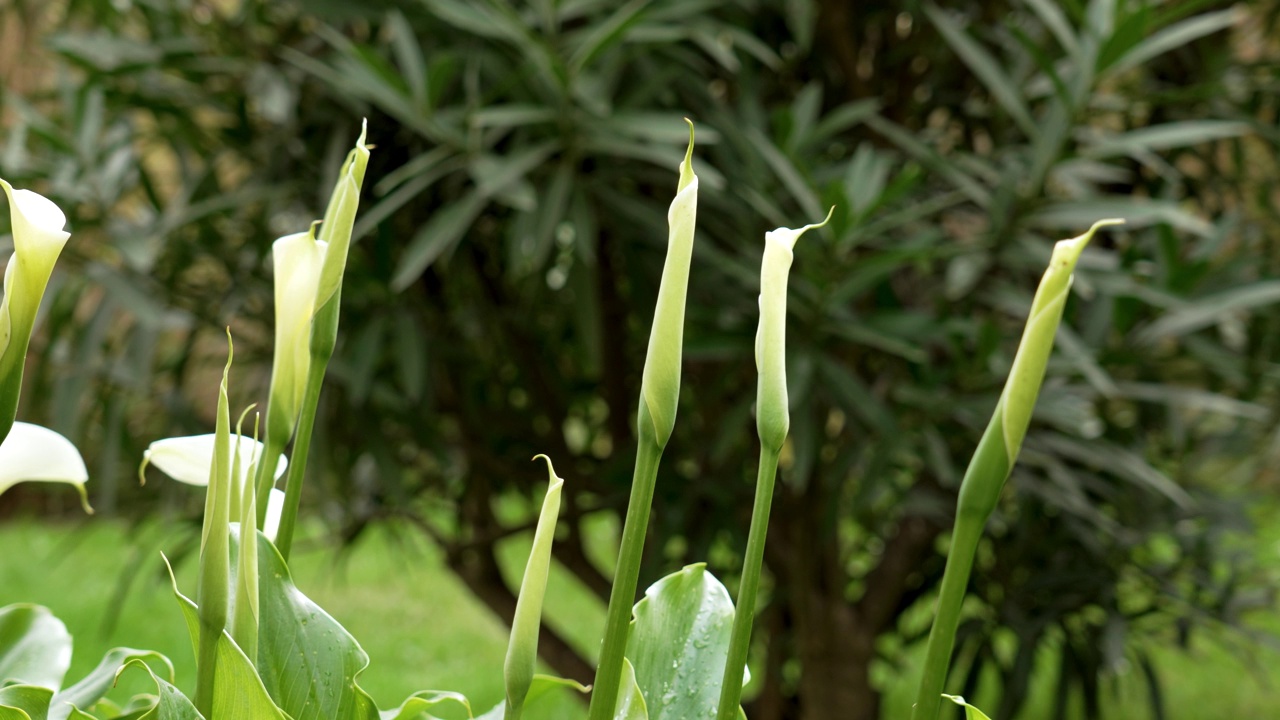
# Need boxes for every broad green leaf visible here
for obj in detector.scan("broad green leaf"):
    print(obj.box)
[502,457,565,720]
[943,694,993,720]
[0,685,50,720]
[248,530,380,720]
[378,690,469,720]
[164,558,288,720]
[48,649,175,720]
[113,660,204,720]
[475,676,589,720]
[0,605,71,691]
[612,660,646,720]
[624,564,741,720]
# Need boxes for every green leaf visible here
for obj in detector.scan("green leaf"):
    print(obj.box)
[923,5,1039,139]
[475,676,589,720]
[390,191,488,292]
[0,605,71,691]
[378,690,469,720]
[1104,8,1237,76]
[49,649,175,720]
[114,659,204,720]
[624,564,741,720]
[611,660,646,720]
[568,0,651,74]
[0,685,51,720]
[943,694,993,720]
[164,557,289,720]
[1084,120,1251,157]
[1137,280,1280,343]
[247,530,380,720]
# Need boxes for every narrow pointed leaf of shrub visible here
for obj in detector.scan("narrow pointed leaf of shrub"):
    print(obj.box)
[244,528,382,720]
[910,219,1123,720]
[943,695,993,720]
[165,556,288,720]
[624,564,742,720]
[114,659,204,720]
[589,120,698,720]
[0,605,71,691]
[47,648,175,720]
[503,456,565,720]
[0,423,91,513]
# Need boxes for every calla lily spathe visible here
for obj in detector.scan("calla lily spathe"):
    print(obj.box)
[270,227,328,435]
[0,180,72,441]
[140,433,288,539]
[0,421,90,513]
[140,434,287,487]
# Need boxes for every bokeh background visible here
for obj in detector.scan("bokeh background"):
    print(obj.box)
[1,1,1279,718]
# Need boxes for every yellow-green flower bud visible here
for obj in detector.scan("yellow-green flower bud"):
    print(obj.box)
[638,120,698,448]
[755,208,832,452]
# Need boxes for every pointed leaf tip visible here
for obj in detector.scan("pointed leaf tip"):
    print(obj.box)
[678,119,696,191]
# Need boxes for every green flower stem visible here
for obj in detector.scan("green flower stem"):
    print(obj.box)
[194,334,235,718]
[252,424,287,528]
[714,444,780,720]
[587,418,664,720]
[588,121,697,720]
[273,290,340,560]
[910,220,1121,720]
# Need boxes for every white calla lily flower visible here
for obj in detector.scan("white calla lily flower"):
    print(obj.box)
[0,180,72,440]
[140,433,287,487]
[0,421,90,512]
[270,226,328,432]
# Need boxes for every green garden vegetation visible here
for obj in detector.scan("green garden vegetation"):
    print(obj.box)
[2,1,1279,719]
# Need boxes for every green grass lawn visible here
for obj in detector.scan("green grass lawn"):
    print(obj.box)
[1,508,1276,719]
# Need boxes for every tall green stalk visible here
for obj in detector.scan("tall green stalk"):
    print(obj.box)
[194,333,235,718]
[587,121,699,720]
[910,220,1121,720]
[715,211,831,720]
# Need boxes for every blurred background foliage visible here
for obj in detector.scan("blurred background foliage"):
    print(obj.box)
[2,0,1279,718]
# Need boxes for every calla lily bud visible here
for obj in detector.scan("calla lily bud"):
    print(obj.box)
[503,455,565,720]
[638,119,698,448]
[314,120,370,313]
[0,180,72,441]
[755,208,833,452]
[958,219,1124,521]
[269,224,328,438]
[997,219,1124,467]
[0,421,90,513]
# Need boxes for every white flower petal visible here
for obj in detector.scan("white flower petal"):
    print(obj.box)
[142,433,287,487]
[0,422,90,512]
[264,488,285,542]
[1,180,70,272]
[271,229,328,424]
